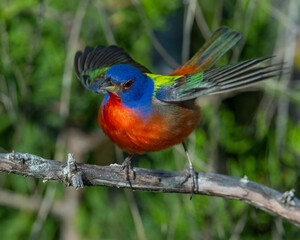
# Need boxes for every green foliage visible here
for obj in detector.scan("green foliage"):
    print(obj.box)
[0,0,299,239]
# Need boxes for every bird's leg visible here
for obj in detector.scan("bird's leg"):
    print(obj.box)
[121,154,135,183]
[182,141,195,199]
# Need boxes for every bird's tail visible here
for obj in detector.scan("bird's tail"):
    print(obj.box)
[170,26,241,76]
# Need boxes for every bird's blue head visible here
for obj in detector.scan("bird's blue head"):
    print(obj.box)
[99,64,154,113]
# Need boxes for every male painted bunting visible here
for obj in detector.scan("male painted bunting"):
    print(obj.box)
[74,27,282,193]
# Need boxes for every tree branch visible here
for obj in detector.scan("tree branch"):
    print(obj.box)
[1,151,300,226]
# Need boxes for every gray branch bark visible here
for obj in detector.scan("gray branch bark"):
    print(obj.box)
[0,151,300,226]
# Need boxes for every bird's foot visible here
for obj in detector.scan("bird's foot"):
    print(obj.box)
[182,165,196,200]
[121,155,135,187]
[181,141,196,199]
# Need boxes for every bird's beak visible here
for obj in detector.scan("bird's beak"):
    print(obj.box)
[97,77,119,94]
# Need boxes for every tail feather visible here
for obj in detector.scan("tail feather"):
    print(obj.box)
[170,26,241,75]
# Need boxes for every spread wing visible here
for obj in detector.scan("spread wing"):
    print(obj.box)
[155,57,284,102]
[157,27,283,102]
[74,45,151,92]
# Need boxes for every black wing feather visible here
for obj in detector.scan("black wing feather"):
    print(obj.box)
[74,45,151,92]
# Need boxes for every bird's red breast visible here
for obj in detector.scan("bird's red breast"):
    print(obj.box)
[98,93,201,154]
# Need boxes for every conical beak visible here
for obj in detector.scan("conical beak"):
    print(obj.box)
[95,77,119,94]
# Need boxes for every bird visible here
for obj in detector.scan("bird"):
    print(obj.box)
[74,26,283,195]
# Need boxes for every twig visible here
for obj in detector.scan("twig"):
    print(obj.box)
[29,183,57,240]
[0,151,300,226]
[97,2,116,45]
[59,0,88,120]
[182,0,197,63]
[231,0,256,63]
[275,0,298,157]
[131,0,180,69]
[194,2,211,40]
[0,189,64,218]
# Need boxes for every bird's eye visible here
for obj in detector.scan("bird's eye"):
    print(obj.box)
[124,79,133,90]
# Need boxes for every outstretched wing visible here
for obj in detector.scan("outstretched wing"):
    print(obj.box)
[74,45,151,92]
[156,58,283,102]
[171,26,241,76]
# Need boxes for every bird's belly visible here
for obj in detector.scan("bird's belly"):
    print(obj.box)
[98,101,200,154]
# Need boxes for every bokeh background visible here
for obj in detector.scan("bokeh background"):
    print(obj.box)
[1,0,300,239]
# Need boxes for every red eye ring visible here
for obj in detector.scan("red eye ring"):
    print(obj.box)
[124,79,133,90]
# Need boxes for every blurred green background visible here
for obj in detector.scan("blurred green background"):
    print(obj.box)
[1,0,300,239]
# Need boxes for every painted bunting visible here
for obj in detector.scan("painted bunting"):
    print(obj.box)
[74,27,282,193]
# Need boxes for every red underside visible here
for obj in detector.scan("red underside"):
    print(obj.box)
[98,93,200,154]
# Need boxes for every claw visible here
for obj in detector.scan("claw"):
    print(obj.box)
[186,165,195,200]
[182,141,196,199]
[121,154,135,187]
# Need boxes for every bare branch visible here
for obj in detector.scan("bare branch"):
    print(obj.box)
[1,151,300,226]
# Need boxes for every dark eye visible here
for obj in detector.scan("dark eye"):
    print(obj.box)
[124,79,133,90]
